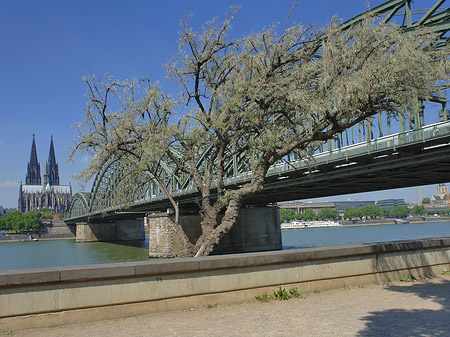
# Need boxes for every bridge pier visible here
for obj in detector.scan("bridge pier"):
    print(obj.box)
[147,206,282,257]
[76,219,145,243]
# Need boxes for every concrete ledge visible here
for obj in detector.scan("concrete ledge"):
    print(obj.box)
[1,237,449,331]
[0,269,61,287]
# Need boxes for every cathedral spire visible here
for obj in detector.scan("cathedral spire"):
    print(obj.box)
[44,135,59,185]
[25,134,41,185]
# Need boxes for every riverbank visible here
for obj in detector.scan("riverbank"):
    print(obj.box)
[11,274,450,337]
[0,220,75,242]
[341,216,450,227]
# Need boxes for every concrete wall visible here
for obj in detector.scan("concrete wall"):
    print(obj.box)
[76,219,145,242]
[1,237,449,331]
[42,221,76,238]
[147,207,282,257]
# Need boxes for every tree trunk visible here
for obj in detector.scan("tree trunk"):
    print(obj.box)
[194,197,243,256]
[194,174,266,257]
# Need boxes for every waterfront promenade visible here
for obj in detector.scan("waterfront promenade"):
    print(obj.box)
[13,274,450,337]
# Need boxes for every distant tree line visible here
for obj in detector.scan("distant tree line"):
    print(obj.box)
[0,211,42,233]
[280,204,450,223]
[344,205,408,219]
[280,208,340,223]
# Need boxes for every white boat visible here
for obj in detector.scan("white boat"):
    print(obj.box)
[394,218,409,224]
[281,220,342,230]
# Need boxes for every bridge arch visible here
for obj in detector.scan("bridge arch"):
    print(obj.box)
[68,192,91,218]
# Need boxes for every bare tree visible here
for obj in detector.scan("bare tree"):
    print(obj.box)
[71,10,449,257]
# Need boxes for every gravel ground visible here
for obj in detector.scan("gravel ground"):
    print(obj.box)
[10,274,450,337]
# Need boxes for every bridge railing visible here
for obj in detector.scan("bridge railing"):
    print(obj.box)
[266,119,450,181]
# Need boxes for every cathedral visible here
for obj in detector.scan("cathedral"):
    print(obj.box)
[18,135,72,213]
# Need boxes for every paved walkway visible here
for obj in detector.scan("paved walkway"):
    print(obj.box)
[12,274,450,337]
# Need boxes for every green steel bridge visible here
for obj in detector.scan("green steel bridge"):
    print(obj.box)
[67,0,450,224]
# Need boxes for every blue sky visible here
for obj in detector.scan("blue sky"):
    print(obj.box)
[0,0,445,208]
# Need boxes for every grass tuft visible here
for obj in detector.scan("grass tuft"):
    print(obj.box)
[400,275,416,282]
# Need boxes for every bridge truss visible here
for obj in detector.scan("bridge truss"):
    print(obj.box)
[68,0,450,222]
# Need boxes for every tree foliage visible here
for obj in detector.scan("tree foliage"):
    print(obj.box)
[280,207,341,222]
[71,9,450,257]
[317,208,340,220]
[344,205,384,219]
[344,207,360,220]
[40,208,54,219]
[301,209,317,221]
[360,205,383,218]
[0,211,42,233]
[280,208,297,223]
[389,205,410,218]
[411,204,427,215]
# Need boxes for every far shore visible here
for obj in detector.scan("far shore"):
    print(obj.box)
[341,216,450,227]
[0,220,76,243]
[0,235,75,243]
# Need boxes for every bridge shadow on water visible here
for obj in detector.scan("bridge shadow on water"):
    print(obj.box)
[106,239,149,248]
[356,277,450,336]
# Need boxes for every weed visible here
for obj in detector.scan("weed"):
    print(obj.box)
[255,292,272,303]
[358,285,365,289]
[273,286,291,300]
[5,330,12,335]
[256,287,304,302]
[206,303,218,309]
[288,287,303,299]
[313,289,320,294]
[442,269,450,275]
[400,275,416,282]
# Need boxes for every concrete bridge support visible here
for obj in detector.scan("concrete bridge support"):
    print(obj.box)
[147,206,282,257]
[76,219,145,243]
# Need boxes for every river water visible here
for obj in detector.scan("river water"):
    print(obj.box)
[1,221,450,271]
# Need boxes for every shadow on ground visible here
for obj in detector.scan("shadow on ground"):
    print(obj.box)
[357,276,450,336]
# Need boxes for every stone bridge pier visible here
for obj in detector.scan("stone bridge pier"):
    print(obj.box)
[76,219,145,242]
[147,206,282,257]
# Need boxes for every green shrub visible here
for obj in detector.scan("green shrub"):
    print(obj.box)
[256,287,303,302]
[255,292,272,303]
[273,286,291,300]
[288,287,303,298]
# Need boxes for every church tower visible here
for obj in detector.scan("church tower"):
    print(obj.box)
[25,134,41,185]
[19,135,72,213]
[44,136,60,186]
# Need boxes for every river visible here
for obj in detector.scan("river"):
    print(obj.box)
[1,221,450,271]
